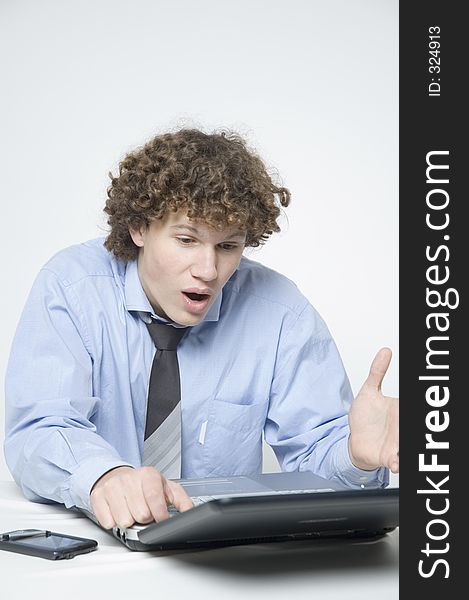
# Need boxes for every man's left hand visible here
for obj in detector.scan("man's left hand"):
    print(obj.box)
[348,347,399,473]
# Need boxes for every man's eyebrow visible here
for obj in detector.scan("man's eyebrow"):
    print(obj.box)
[170,225,199,234]
[170,225,246,240]
[224,232,247,240]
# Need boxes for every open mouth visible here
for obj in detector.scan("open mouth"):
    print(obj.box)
[181,291,212,315]
[183,292,210,302]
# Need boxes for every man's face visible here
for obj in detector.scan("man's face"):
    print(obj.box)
[130,211,246,326]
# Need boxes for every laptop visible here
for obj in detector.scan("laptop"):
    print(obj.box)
[82,471,399,551]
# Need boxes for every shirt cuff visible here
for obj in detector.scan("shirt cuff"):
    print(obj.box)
[332,435,389,489]
[67,456,137,512]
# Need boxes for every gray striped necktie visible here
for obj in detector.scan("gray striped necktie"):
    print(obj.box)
[142,320,188,478]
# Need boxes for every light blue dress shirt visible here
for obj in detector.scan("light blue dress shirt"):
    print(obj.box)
[4,238,387,511]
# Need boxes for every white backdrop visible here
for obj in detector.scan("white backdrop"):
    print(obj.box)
[0,0,398,486]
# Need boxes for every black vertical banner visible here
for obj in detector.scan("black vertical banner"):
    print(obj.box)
[400,2,466,596]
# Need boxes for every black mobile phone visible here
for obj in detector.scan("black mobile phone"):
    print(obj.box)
[0,529,98,560]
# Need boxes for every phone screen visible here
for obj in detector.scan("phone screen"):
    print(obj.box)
[11,534,91,552]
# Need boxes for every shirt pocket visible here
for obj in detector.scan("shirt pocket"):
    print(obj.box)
[203,398,268,476]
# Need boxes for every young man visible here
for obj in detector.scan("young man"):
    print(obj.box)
[4,129,399,530]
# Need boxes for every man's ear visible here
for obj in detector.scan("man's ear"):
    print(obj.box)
[129,225,145,248]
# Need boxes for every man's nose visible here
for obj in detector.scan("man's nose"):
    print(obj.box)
[191,247,218,282]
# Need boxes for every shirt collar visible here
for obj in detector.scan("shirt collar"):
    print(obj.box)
[123,259,222,324]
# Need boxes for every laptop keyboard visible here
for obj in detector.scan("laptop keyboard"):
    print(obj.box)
[194,488,336,502]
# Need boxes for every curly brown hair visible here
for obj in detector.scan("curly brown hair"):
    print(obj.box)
[103,129,291,261]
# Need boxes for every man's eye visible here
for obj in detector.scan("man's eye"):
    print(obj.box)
[219,244,238,251]
[177,237,194,245]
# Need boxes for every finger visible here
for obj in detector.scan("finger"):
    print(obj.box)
[105,482,135,529]
[90,490,115,529]
[141,469,170,522]
[390,449,399,473]
[124,478,154,525]
[365,347,392,391]
[165,480,194,512]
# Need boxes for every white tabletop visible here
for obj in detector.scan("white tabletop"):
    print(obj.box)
[0,480,398,600]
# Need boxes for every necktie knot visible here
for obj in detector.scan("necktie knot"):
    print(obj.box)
[146,320,188,350]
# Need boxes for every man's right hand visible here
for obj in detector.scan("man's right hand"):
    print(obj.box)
[90,466,194,529]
